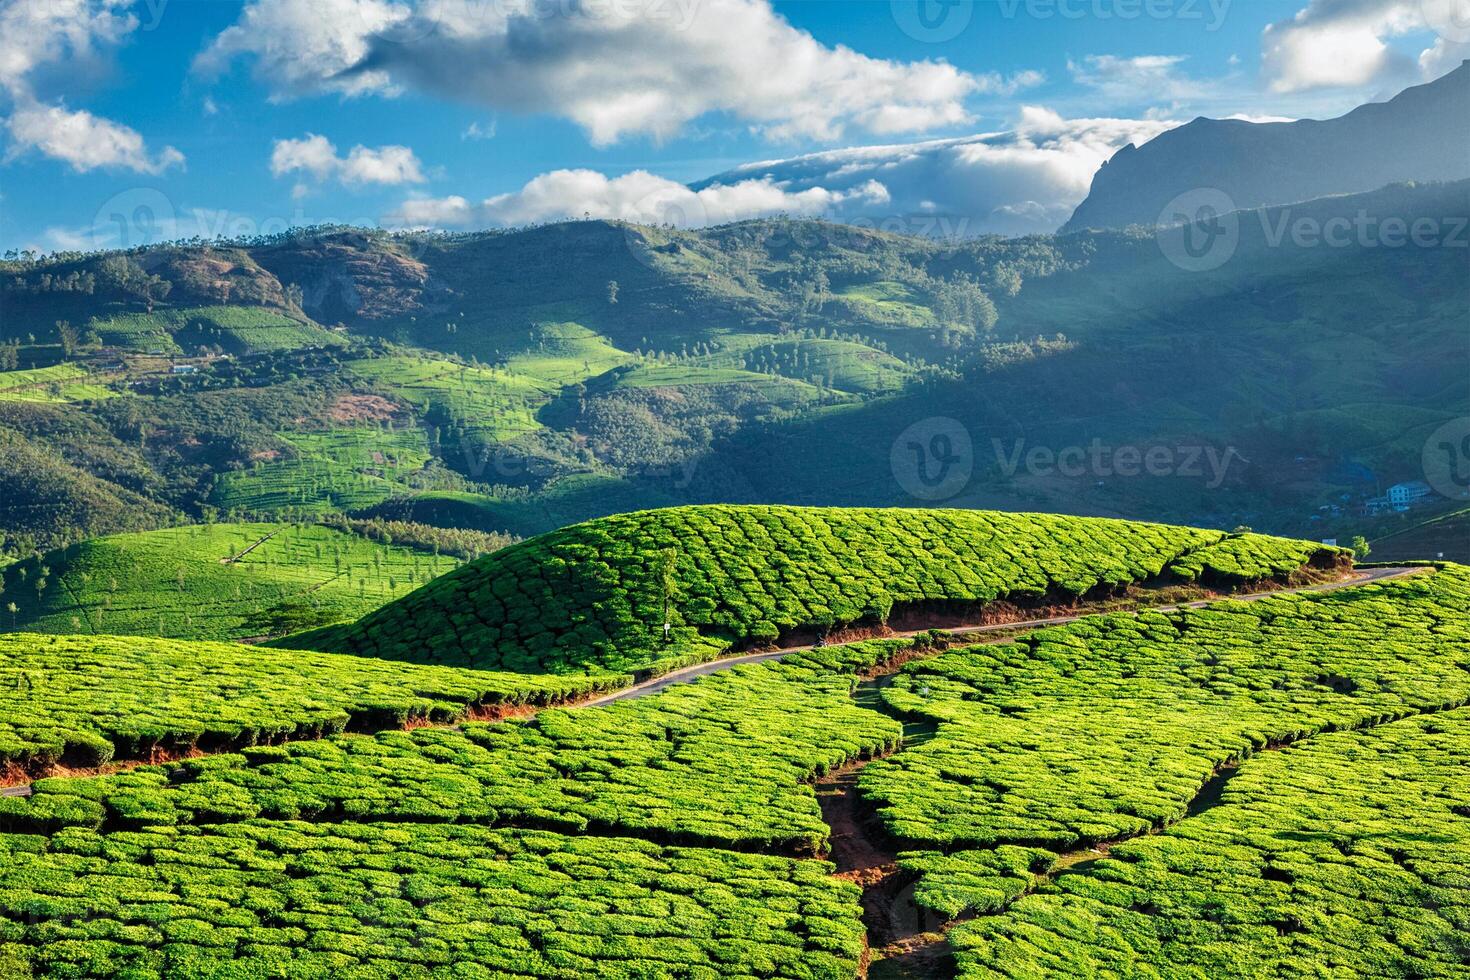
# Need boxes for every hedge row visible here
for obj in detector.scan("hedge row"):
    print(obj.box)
[950,708,1470,978]
[860,566,1470,852]
[287,505,1334,675]
[0,633,625,769]
[0,822,864,979]
[5,640,914,854]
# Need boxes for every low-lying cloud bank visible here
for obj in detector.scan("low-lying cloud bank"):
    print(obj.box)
[388,107,1175,238]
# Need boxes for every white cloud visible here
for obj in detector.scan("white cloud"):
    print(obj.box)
[385,108,1173,238]
[1069,54,1200,103]
[271,133,425,186]
[197,0,1036,145]
[193,0,407,98]
[689,107,1177,236]
[5,98,184,174]
[1261,0,1467,93]
[0,0,184,174]
[386,169,891,230]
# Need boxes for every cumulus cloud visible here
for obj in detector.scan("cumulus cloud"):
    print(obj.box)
[194,0,406,98]
[0,0,184,173]
[195,0,1035,144]
[271,133,425,187]
[386,169,891,229]
[384,108,1172,238]
[1069,54,1201,103]
[1261,0,1468,93]
[689,107,1177,236]
[6,99,184,174]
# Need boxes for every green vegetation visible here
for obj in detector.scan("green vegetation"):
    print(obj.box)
[0,364,113,404]
[950,709,1470,978]
[8,638,910,852]
[862,566,1470,852]
[285,505,1335,675]
[2,184,1466,543]
[0,631,620,770]
[0,523,464,641]
[209,429,435,516]
[86,305,343,354]
[0,823,863,979]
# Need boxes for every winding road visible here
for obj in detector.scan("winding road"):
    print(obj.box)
[0,565,1423,798]
[579,566,1423,707]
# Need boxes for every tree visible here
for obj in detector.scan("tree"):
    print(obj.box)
[56,320,79,358]
[658,548,679,644]
[6,602,16,631]
[1348,535,1372,559]
[606,280,619,305]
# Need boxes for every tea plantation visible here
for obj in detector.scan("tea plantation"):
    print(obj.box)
[0,632,621,770]
[948,709,1470,978]
[0,523,464,642]
[6,638,914,852]
[0,507,1462,979]
[285,505,1340,675]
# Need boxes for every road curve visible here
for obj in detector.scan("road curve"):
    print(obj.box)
[578,566,1425,707]
[0,566,1425,797]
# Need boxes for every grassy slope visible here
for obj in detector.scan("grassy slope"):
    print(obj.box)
[283,504,1340,675]
[0,523,462,641]
[0,631,623,768]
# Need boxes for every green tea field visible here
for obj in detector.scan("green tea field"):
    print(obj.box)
[0,505,1460,977]
[0,523,472,641]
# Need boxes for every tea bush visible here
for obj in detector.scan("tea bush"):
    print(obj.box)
[5,640,912,852]
[0,821,865,979]
[288,505,1334,675]
[949,708,1470,978]
[860,567,1470,852]
[0,632,621,768]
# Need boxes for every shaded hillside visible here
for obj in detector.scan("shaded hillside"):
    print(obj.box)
[1063,61,1470,232]
[281,504,1339,675]
[0,180,1464,550]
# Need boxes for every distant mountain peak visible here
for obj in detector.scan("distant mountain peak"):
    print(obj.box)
[1061,63,1470,233]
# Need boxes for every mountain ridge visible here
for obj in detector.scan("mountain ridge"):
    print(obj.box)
[1062,61,1470,233]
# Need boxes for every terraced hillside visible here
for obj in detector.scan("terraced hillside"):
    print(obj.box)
[283,505,1344,674]
[0,558,1465,978]
[0,522,495,642]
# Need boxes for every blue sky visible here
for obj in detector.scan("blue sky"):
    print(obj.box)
[2,0,1465,251]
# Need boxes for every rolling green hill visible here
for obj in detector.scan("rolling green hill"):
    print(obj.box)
[0,523,473,642]
[1,180,1465,553]
[282,505,1342,675]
